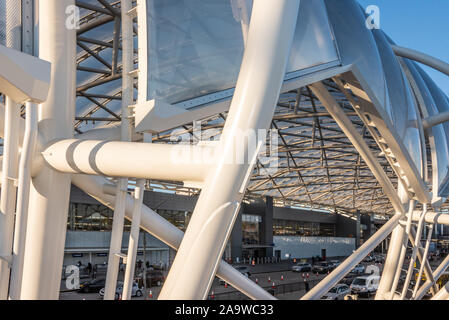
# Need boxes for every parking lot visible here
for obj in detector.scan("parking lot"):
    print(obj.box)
[60,256,390,300]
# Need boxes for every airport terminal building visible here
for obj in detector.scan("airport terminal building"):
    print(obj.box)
[65,185,387,268]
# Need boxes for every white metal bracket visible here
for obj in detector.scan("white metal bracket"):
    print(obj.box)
[114,252,128,265]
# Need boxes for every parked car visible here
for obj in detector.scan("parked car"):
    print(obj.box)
[99,281,143,299]
[136,270,164,287]
[374,255,385,263]
[350,264,365,274]
[363,255,374,263]
[321,284,351,300]
[329,260,341,268]
[292,263,312,272]
[78,278,106,293]
[313,261,334,274]
[350,275,380,297]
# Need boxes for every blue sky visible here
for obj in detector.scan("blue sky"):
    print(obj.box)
[357,0,449,95]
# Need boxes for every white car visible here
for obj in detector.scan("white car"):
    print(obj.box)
[292,263,312,272]
[321,284,350,300]
[99,281,143,299]
[350,275,380,297]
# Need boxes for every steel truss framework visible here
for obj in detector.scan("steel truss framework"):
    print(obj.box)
[1,0,449,301]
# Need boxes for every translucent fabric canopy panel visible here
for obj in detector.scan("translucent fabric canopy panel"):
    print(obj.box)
[0,0,22,49]
[372,29,424,178]
[139,0,340,107]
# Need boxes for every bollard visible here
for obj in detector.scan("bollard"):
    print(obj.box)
[272,282,275,289]
[224,283,228,288]
[255,278,258,284]
[149,290,153,298]
[281,275,284,281]
[268,276,271,283]
[211,291,215,299]
[307,273,310,278]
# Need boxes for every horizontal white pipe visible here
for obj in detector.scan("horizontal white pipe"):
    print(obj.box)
[422,111,449,130]
[43,139,212,182]
[71,174,275,300]
[412,211,449,226]
[301,212,403,300]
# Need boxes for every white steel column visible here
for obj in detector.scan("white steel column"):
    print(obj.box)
[9,102,38,299]
[159,0,300,300]
[19,0,76,299]
[375,184,409,300]
[103,0,133,300]
[122,179,145,300]
[0,97,20,299]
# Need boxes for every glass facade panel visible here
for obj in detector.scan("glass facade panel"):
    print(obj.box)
[67,203,191,232]
[273,219,335,237]
[242,214,261,245]
[142,0,339,105]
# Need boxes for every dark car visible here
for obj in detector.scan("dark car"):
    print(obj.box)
[78,278,106,293]
[137,270,164,287]
[313,262,334,274]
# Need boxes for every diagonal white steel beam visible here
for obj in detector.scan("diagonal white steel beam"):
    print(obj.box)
[158,0,301,300]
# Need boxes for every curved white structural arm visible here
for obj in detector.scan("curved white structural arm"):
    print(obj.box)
[392,45,449,78]
[71,174,275,300]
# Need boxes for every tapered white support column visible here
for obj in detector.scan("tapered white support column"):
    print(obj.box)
[9,102,38,299]
[19,0,76,299]
[104,0,133,300]
[0,97,20,299]
[122,179,145,300]
[159,0,301,300]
